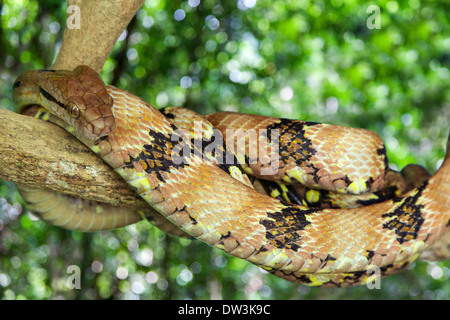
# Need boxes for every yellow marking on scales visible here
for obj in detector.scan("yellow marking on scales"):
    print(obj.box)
[406,240,426,263]
[120,168,152,193]
[33,110,42,118]
[306,189,321,204]
[347,178,369,194]
[270,188,281,198]
[307,276,324,287]
[285,167,308,185]
[91,145,101,153]
[243,165,253,175]
[339,274,353,283]
[264,251,291,269]
[41,111,50,121]
[229,165,244,180]
[260,266,273,272]
[33,108,49,121]
[277,183,291,202]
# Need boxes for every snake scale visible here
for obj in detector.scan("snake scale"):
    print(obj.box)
[12,66,450,287]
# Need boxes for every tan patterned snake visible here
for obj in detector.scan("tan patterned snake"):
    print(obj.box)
[12,65,450,287]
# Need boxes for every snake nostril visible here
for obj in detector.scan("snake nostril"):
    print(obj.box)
[12,81,21,89]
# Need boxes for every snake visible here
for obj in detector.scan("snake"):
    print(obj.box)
[12,65,450,287]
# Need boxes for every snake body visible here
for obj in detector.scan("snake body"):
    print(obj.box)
[12,66,450,287]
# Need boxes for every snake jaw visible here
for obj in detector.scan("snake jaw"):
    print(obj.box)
[13,66,117,142]
[85,118,116,140]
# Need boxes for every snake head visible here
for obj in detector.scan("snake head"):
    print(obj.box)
[13,65,116,141]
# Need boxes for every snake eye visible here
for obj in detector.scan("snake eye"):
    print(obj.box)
[68,103,80,119]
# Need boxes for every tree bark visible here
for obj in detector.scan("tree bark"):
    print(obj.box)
[2,0,146,209]
[419,230,450,261]
[0,108,148,210]
[52,0,145,73]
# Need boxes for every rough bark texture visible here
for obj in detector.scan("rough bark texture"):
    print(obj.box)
[2,0,146,209]
[419,229,450,261]
[52,0,145,73]
[0,108,148,209]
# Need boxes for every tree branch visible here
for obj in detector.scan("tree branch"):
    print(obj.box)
[52,0,145,73]
[420,229,450,261]
[0,0,147,209]
[0,108,148,210]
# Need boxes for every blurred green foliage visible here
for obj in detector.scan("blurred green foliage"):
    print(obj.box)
[0,0,449,300]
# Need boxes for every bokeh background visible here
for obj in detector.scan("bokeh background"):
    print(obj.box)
[0,0,449,299]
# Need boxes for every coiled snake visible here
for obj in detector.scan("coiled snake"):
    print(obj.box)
[12,66,450,287]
